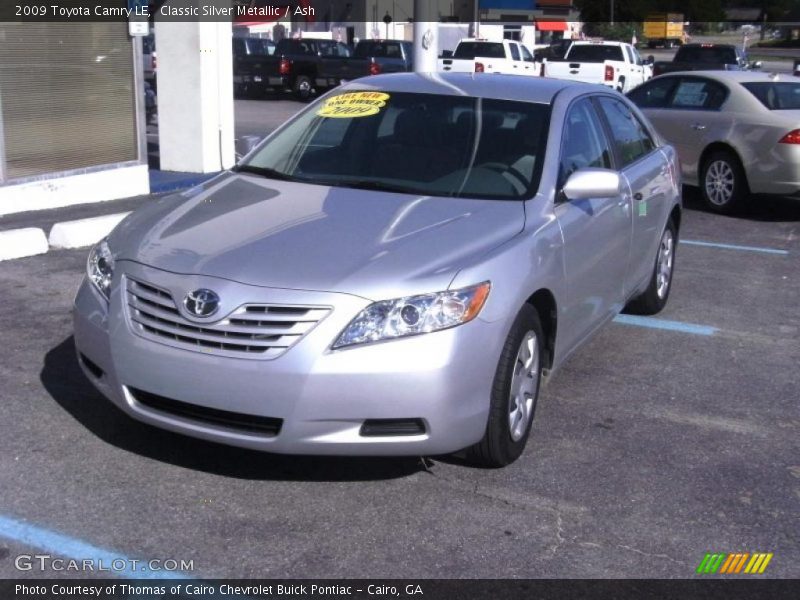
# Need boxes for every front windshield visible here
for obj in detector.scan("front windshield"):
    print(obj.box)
[240,90,550,200]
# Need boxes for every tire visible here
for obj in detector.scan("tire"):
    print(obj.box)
[624,219,677,316]
[466,304,544,468]
[700,150,748,214]
[293,75,313,101]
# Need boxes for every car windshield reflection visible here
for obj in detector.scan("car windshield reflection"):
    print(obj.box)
[240,91,551,200]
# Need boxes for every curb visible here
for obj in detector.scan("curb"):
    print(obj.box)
[49,213,131,250]
[0,228,49,262]
[1,213,130,261]
[0,171,217,263]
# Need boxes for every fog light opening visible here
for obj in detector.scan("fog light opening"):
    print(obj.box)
[360,419,426,437]
[80,354,104,379]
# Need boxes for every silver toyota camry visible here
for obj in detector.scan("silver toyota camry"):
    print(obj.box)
[74,73,681,467]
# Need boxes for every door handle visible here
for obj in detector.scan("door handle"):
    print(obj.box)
[690,123,706,131]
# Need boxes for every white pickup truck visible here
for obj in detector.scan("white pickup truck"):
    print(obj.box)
[543,41,653,93]
[439,39,539,76]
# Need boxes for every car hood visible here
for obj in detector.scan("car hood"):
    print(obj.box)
[110,172,526,300]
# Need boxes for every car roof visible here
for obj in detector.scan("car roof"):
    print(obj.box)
[342,72,601,104]
[680,43,736,49]
[652,70,799,84]
[570,40,624,46]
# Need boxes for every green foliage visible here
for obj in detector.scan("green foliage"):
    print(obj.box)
[581,21,640,43]
[572,0,733,23]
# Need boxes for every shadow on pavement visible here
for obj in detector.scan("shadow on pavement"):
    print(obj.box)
[683,186,800,222]
[41,336,424,482]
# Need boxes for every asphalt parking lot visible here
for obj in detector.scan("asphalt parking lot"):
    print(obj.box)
[1,178,798,579]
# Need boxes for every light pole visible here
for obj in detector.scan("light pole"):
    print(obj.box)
[610,0,614,25]
[413,0,438,72]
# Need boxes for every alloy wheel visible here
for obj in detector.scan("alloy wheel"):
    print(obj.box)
[508,331,539,442]
[656,228,675,299]
[704,160,735,206]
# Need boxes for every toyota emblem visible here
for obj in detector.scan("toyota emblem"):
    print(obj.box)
[184,289,220,318]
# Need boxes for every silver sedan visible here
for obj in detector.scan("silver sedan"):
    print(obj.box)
[74,73,681,467]
[628,70,800,213]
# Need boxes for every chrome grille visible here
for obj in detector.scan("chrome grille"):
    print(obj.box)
[126,278,330,359]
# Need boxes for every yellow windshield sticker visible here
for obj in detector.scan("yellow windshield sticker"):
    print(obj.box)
[317,92,391,118]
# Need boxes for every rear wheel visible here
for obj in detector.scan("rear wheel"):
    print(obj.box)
[293,75,313,101]
[700,150,748,214]
[466,305,543,468]
[624,219,677,315]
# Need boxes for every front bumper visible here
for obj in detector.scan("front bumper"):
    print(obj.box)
[73,263,503,456]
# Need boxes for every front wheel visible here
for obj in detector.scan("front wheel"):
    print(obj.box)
[624,219,677,315]
[466,305,543,468]
[700,150,748,214]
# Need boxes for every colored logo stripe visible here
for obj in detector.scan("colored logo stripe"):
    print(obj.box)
[697,552,773,574]
[745,553,773,574]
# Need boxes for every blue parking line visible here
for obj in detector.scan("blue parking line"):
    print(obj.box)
[0,514,186,579]
[613,314,718,336]
[681,239,789,256]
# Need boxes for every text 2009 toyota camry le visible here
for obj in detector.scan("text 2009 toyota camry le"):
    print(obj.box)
[74,73,681,467]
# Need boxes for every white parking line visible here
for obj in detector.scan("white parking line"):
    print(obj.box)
[681,239,789,256]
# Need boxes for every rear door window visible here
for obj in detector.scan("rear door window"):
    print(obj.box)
[669,78,728,110]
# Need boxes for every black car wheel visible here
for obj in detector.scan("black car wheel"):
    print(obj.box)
[293,75,313,101]
[624,218,678,316]
[467,305,543,468]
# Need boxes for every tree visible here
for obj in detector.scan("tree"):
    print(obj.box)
[574,0,727,24]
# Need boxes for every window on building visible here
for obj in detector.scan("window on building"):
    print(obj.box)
[0,23,139,182]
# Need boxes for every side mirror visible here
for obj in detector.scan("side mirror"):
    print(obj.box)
[562,169,622,201]
[751,61,762,70]
[647,55,655,65]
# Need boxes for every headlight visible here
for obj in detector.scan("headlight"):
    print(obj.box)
[333,282,491,349]
[86,239,115,300]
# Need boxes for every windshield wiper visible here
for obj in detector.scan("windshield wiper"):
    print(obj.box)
[234,165,298,182]
[336,179,427,195]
